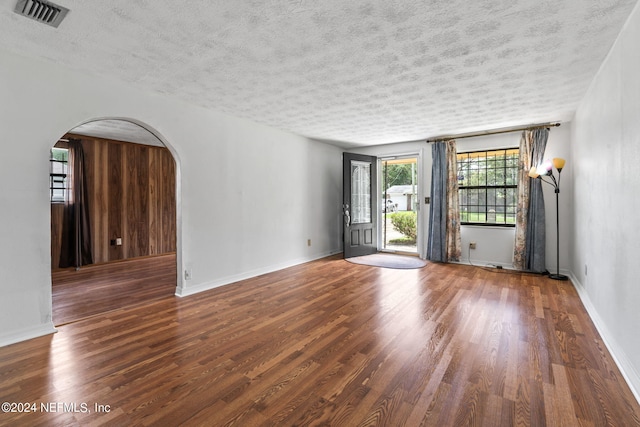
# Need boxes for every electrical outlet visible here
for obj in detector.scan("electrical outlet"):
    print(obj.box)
[307,239,311,247]
[184,268,192,280]
[116,238,122,246]
[469,242,477,249]
[584,264,588,276]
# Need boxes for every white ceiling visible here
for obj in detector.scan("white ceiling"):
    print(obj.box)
[1,0,638,147]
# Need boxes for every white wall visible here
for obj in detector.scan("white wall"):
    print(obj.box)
[0,49,343,346]
[571,0,640,398]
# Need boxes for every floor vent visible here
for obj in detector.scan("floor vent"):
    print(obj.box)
[14,0,69,28]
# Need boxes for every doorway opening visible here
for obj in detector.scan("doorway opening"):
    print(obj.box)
[380,156,419,254]
[50,119,179,325]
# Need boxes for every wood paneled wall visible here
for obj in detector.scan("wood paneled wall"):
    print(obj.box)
[51,134,176,269]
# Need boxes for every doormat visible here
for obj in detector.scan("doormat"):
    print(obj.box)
[345,253,427,269]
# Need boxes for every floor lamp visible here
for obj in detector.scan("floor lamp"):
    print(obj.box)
[528,158,568,281]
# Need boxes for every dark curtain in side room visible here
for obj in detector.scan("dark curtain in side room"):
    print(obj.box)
[59,139,93,268]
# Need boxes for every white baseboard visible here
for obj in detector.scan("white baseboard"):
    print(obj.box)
[457,258,515,270]
[175,250,341,297]
[0,322,57,347]
[569,272,640,404]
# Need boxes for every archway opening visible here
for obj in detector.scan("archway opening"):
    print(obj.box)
[49,119,180,325]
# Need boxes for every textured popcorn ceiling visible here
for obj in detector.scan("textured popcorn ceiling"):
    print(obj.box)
[1,0,638,147]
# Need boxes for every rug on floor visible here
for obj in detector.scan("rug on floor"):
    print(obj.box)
[345,253,427,269]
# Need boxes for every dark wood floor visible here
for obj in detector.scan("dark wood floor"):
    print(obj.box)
[2,254,639,426]
[52,254,177,325]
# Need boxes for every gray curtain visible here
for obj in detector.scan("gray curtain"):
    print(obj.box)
[427,141,447,262]
[59,139,93,269]
[525,128,549,273]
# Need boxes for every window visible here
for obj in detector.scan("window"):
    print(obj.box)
[350,160,372,224]
[50,147,69,202]
[457,148,518,226]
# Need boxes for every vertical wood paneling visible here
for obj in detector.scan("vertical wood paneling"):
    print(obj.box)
[108,142,124,262]
[51,134,176,268]
[50,204,64,268]
[148,149,160,255]
[137,145,150,256]
[83,139,108,263]
[95,140,109,262]
[161,150,176,253]
[124,144,137,259]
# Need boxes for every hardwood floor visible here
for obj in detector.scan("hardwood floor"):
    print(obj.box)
[52,254,177,325]
[2,254,639,426]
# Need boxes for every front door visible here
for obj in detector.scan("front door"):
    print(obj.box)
[343,153,377,258]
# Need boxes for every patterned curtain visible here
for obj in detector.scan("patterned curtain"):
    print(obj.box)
[513,132,533,270]
[445,140,461,261]
[513,128,549,272]
[427,140,461,262]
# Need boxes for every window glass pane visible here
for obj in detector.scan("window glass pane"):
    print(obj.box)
[51,147,68,162]
[50,147,69,203]
[351,160,371,224]
[51,189,66,203]
[456,148,519,225]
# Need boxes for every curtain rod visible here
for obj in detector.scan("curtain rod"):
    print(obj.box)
[426,122,561,143]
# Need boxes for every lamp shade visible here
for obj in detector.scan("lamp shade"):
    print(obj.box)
[528,166,540,178]
[553,157,566,171]
[538,160,553,175]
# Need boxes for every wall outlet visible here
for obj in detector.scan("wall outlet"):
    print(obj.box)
[469,242,477,249]
[184,268,193,280]
[584,264,588,276]
[307,239,311,247]
[116,238,122,246]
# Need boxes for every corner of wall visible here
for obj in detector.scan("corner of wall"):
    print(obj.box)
[175,249,341,298]
[0,322,57,348]
[569,271,640,404]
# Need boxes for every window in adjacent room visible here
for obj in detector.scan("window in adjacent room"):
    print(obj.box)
[456,148,518,226]
[50,147,69,203]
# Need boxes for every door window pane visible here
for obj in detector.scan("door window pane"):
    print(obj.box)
[351,160,371,224]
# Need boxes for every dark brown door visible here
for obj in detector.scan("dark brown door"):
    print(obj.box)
[343,153,377,258]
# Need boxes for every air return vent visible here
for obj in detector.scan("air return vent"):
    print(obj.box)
[14,0,69,28]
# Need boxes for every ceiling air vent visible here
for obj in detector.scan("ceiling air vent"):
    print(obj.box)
[14,0,69,28]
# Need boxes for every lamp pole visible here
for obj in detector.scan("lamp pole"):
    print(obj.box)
[549,185,567,280]
[529,158,568,281]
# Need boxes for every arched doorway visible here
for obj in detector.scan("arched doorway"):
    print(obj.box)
[50,118,181,325]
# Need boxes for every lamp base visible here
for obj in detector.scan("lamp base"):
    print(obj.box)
[549,273,568,281]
